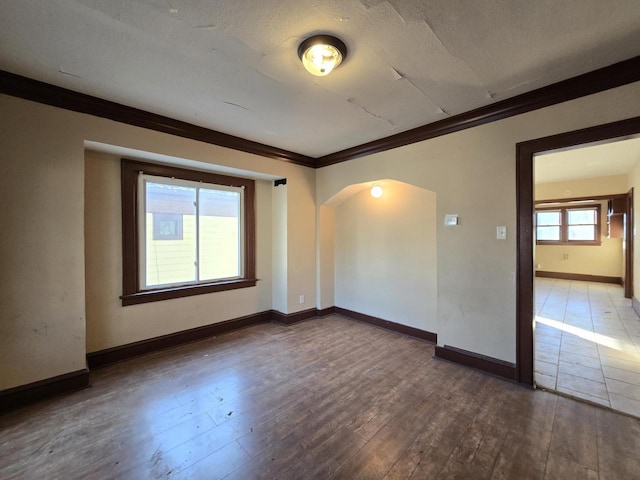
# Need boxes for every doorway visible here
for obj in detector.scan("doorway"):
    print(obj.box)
[515,115,640,388]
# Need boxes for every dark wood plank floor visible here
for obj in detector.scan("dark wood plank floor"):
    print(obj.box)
[1,315,639,479]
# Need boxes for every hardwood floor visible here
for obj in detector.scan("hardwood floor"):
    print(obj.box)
[1,315,639,479]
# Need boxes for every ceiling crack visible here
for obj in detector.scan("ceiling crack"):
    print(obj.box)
[347,98,396,127]
[58,67,82,79]
[222,101,250,111]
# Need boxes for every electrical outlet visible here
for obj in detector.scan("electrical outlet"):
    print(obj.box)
[299,295,305,304]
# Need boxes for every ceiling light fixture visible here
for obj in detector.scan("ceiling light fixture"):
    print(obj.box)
[370,185,383,198]
[298,35,347,77]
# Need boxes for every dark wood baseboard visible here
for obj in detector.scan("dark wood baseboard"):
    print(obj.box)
[10,306,528,414]
[88,310,273,368]
[535,271,623,285]
[0,369,90,414]
[271,308,319,325]
[435,345,517,382]
[316,306,336,317]
[334,306,437,343]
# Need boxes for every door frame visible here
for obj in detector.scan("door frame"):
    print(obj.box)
[625,188,634,298]
[515,116,640,385]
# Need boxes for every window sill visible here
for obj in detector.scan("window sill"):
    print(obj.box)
[121,278,257,306]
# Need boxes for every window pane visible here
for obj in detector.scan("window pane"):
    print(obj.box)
[537,226,560,241]
[568,225,595,241]
[145,182,196,287]
[567,209,596,225]
[537,211,561,226]
[199,188,241,281]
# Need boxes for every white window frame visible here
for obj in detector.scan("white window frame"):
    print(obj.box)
[138,174,245,290]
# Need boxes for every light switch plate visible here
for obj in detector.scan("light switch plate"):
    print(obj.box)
[444,214,459,226]
[497,226,507,240]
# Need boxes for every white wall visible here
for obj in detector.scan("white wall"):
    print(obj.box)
[0,94,316,390]
[316,81,640,363]
[333,181,437,333]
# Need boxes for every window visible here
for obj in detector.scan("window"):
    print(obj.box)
[535,204,601,245]
[121,159,256,306]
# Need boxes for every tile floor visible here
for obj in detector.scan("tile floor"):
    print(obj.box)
[535,277,640,418]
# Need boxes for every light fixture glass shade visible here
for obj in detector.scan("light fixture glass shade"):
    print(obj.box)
[370,185,383,198]
[298,35,347,77]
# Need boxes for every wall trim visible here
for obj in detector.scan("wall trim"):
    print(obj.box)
[535,193,626,205]
[316,306,336,317]
[316,56,640,166]
[0,369,90,414]
[3,56,640,169]
[2,307,526,413]
[434,345,517,382]
[334,306,437,343]
[0,70,314,167]
[271,308,319,325]
[535,271,623,285]
[88,311,273,368]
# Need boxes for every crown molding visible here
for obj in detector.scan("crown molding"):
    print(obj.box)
[316,55,640,167]
[0,70,315,168]
[3,56,640,170]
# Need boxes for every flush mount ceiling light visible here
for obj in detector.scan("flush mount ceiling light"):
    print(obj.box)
[298,35,347,76]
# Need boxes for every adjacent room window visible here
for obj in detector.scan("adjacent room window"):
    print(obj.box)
[535,204,600,245]
[152,213,183,241]
[121,159,256,306]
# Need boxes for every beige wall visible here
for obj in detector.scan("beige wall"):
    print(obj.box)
[316,81,640,363]
[534,176,628,278]
[316,206,335,310]
[0,97,87,388]
[272,184,287,313]
[84,151,274,352]
[333,181,437,332]
[535,174,629,200]
[0,94,316,390]
[3,80,640,390]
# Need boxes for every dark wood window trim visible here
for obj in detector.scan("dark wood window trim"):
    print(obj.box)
[121,159,256,306]
[535,204,602,246]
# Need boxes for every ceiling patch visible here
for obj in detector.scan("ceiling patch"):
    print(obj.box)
[347,97,396,127]
[389,67,404,81]
[401,77,448,116]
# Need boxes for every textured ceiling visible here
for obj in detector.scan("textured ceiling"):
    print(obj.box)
[535,137,640,185]
[2,0,640,157]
